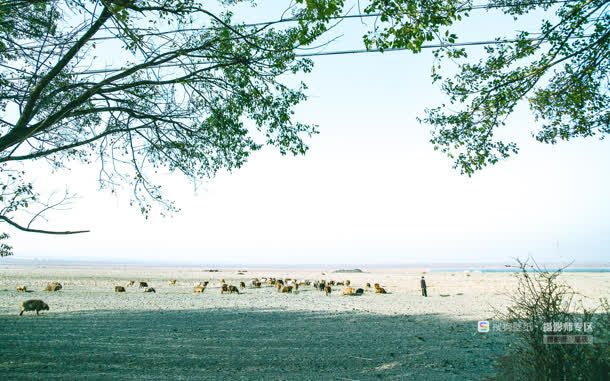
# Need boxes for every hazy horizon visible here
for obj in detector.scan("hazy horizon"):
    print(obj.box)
[2,255,608,269]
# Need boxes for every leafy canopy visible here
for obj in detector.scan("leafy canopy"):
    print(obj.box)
[363,0,609,175]
[0,0,343,255]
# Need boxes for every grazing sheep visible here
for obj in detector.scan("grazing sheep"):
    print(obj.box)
[342,287,355,296]
[20,299,49,316]
[228,285,239,294]
[45,282,62,292]
[239,281,246,289]
[328,280,335,286]
[127,280,135,287]
[299,281,310,286]
[16,285,27,292]
[169,280,176,286]
[276,279,284,286]
[144,287,156,293]
[318,282,326,291]
[221,279,226,284]
[253,281,262,288]
[324,286,332,296]
[374,283,380,289]
[366,283,371,288]
[276,283,283,292]
[355,288,364,295]
[115,286,126,293]
[281,286,293,293]
[345,280,351,286]
[194,286,205,293]
[375,287,387,294]
[336,281,344,286]
[139,282,148,288]
[202,281,209,287]
[221,284,229,294]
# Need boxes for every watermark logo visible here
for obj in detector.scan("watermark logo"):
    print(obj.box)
[478,321,490,333]
[544,335,593,345]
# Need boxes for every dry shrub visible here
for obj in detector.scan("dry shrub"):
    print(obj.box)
[493,259,609,380]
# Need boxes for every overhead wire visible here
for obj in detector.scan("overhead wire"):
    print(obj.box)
[0,0,596,79]
[4,0,579,51]
[2,34,587,78]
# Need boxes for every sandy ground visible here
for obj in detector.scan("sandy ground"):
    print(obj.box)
[0,266,607,380]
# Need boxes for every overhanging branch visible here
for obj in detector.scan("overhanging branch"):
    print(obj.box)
[0,215,89,235]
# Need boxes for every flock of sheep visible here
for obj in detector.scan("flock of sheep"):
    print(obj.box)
[15,276,390,316]
[115,281,155,293]
[16,281,62,316]
[112,277,389,296]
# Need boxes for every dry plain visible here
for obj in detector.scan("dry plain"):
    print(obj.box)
[0,265,608,380]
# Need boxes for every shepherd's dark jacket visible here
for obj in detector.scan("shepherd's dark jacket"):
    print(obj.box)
[420,279,427,288]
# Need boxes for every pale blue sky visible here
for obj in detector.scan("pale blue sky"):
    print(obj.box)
[6,1,610,265]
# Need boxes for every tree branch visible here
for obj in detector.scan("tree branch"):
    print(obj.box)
[0,215,89,235]
[0,5,113,151]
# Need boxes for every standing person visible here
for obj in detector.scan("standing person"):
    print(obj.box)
[420,276,427,297]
